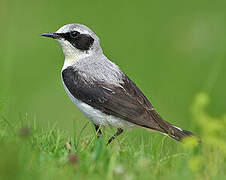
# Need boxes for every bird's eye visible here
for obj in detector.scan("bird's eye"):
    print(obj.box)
[70,31,79,38]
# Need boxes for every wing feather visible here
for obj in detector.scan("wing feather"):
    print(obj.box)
[62,67,170,133]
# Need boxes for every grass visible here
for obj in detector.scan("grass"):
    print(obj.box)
[0,92,226,180]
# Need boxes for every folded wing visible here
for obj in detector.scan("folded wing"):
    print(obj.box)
[62,66,174,134]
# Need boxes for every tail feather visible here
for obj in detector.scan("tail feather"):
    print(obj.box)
[168,125,195,141]
[148,108,198,142]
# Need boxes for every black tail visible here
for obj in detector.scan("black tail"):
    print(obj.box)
[167,125,195,142]
[148,108,199,142]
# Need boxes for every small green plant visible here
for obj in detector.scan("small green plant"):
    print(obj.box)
[0,92,225,179]
[186,92,226,179]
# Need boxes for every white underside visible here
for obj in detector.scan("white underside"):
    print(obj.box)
[62,78,136,128]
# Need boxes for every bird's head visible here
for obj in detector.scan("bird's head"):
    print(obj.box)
[41,24,102,64]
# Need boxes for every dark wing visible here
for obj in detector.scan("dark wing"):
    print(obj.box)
[62,66,171,133]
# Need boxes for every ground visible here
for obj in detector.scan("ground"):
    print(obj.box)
[0,93,225,180]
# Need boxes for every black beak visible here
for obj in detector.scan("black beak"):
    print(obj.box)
[40,32,60,39]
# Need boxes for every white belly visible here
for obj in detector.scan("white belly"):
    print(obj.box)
[62,80,136,128]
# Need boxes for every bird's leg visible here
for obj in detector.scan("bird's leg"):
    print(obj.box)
[107,128,123,145]
[94,124,102,138]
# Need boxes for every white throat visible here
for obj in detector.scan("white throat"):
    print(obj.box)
[58,39,93,70]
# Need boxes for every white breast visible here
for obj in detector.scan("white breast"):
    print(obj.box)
[61,78,136,128]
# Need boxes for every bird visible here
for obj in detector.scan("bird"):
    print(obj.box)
[41,24,195,145]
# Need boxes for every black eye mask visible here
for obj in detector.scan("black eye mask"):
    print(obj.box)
[61,31,94,51]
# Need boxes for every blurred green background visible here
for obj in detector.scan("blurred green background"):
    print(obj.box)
[0,0,226,134]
